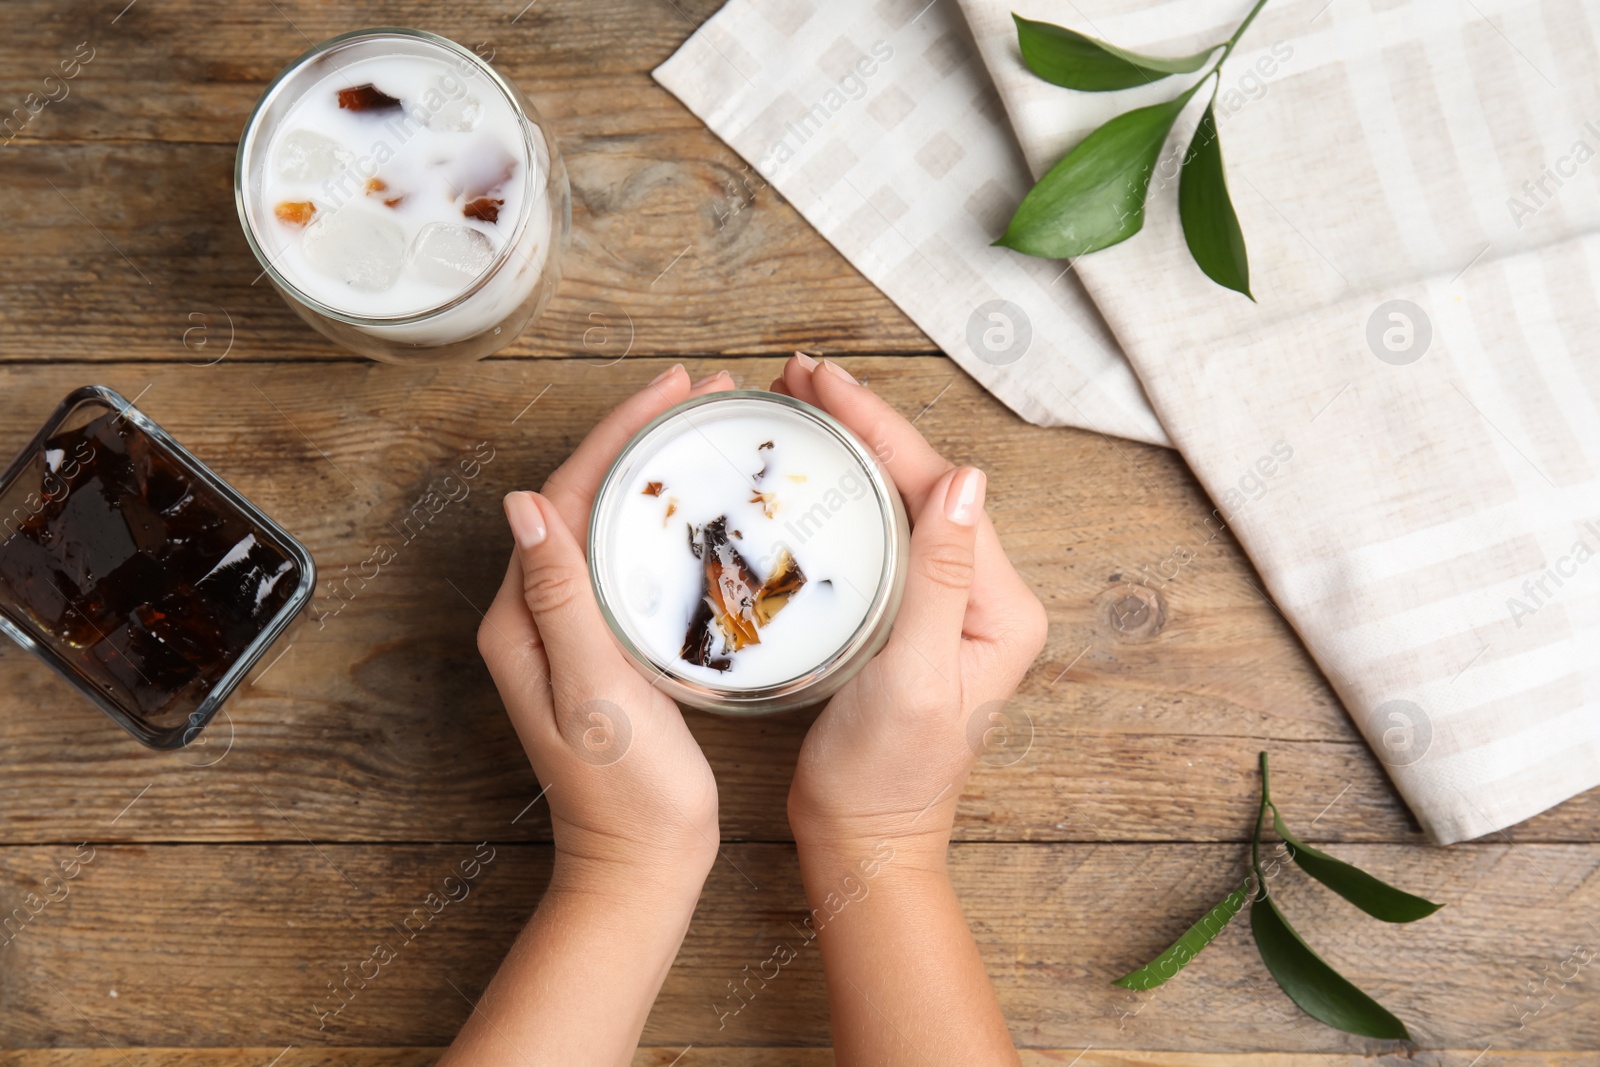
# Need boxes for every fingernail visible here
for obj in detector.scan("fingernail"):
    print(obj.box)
[820,359,856,384]
[650,363,684,386]
[691,370,728,388]
[504,492,547,549]
[944,468,986,527]
[792,351,819,370]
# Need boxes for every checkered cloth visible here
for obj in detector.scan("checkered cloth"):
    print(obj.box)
[658,0,1600,843]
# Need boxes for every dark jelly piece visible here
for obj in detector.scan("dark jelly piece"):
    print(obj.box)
[338,83,403,112]
[196,534,296,642]
[0,533,78,638]
[51,477,139,589]
[680,595,719,668]
[698,517,761,650]
[133,590,229,676]
[753,548,807,628]
[463,197,504,223]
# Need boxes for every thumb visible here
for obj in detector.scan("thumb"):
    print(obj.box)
[503,491,613,695]
[885,466,985,668]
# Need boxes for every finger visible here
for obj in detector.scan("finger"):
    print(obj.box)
[688,369,737,396]
[503,491,633,713]
[541,364,691,540]
[810,361,1033,643]
[768,375,792,396]
[811,359,953,516]
[882,466,985,678]
[782,351,823,407]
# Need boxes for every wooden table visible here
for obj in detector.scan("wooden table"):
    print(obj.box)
[1,2,1596,1064]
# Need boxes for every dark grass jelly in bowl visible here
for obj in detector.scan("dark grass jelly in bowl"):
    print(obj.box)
[0,386,316,748]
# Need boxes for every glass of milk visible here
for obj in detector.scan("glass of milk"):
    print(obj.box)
[235,29,570,364]
[589,391,910,715]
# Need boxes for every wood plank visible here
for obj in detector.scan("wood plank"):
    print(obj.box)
[0,0,716,146]
[0,144,923,362]
[0,0,930,361]
[1,359,1596,846]
[1,843,1596,1051]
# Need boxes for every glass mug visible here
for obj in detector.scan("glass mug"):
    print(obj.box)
[235,28,571,364]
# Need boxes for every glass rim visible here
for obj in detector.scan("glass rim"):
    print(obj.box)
[233,26,540,327]
[587,389,904,707]
[0,385,318,748]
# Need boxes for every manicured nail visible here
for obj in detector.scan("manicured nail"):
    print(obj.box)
[820,359,857,384]
[504,492,547,549]
[945,468,986,527]
[650,363,684,386]
[692,370,728,388]
[792,351,819,370]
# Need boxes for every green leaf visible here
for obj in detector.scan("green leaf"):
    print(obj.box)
[1250,894,1411,1040]
[996,93,1192,259]
[1178,103,1252,298]
[1014,14,1217,92]
[1113,879,1250,990]
[1271,808,1443,923]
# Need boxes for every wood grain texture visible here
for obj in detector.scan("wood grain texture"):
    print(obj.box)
[0,1,930,362]
[0,843,1596,1051]
[5,359,1595,846]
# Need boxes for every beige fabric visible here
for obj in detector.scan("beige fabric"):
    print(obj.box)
[653,0,1170,447]
[962,0,1600,843]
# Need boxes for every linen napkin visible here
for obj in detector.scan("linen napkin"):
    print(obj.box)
[653,0,1170,447]
[960,0,1600,843]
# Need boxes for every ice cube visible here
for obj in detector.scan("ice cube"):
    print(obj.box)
[451,134,518,199]
[627,566,661,618]
[301,207,406,292]
[408,222,496,288]
[424,77,483,132]
[274,129,355,183]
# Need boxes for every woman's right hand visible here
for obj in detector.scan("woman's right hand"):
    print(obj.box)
[775,353,1049,868]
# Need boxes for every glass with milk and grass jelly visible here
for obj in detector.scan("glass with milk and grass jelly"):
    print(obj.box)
[235,28,570,364]
[589,392,910,715]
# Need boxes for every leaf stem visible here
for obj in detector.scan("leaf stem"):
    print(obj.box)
[1222,0,1274,61]
[1199,0,1273,107]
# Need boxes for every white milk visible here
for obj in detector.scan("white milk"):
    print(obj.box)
[593,403,891,690]
[252,48,551,341]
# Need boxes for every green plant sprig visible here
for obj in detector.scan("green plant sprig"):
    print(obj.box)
[1111,752,1444,1040]
[996,0,1275,297]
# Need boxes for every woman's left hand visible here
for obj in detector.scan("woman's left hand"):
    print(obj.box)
[477,365,737,892]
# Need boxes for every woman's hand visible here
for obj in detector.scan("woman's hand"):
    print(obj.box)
[477,365,736,891]
[777,353,1049,867]
[443,366,736,1067]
